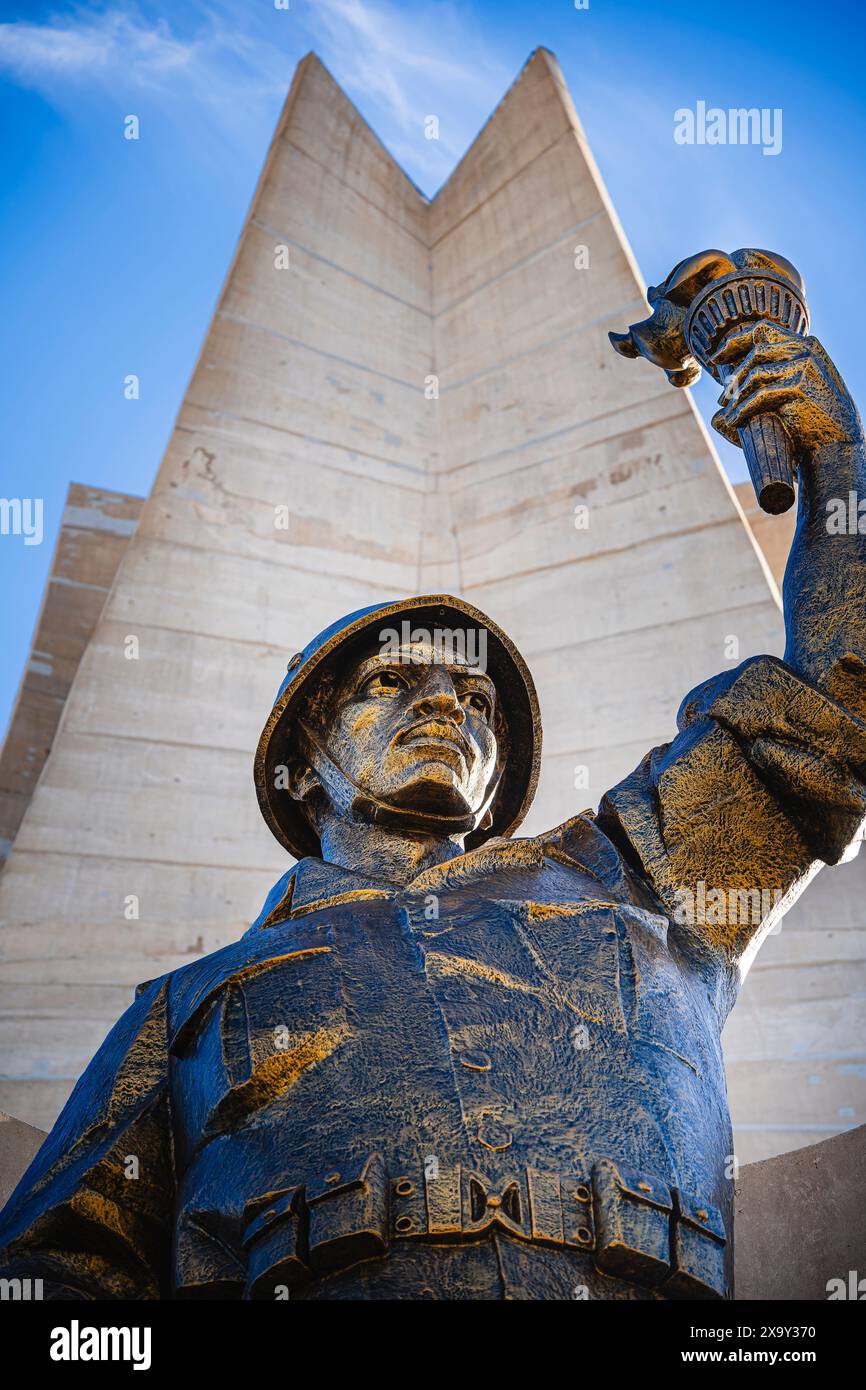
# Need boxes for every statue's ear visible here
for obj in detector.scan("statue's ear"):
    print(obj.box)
[285,758,321,806]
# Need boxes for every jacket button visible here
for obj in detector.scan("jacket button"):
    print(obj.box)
[459,1050,491,1071]
[477,1116,512,1151]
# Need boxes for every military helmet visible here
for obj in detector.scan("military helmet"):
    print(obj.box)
[254,594,542,860]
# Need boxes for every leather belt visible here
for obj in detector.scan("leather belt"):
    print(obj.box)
[241,1153,727,1300]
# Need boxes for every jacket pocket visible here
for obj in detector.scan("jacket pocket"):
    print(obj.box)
[511,900,628,1036]
[617,907,711,1075]
[170,946,349,1153]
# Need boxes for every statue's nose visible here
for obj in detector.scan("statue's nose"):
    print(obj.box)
[412,676,464,723]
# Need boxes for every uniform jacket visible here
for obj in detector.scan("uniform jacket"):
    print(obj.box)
[2,655,865,1299]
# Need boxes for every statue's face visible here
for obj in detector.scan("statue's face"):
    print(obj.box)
[314,637,500,822]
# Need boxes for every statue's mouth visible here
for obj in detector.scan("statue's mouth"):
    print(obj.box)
[394,719,475,770]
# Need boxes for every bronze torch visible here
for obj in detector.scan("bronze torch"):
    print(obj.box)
[609,248,809,513]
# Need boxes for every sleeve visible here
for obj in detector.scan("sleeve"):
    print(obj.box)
[0,976,174,1300]
[596,653,866,972]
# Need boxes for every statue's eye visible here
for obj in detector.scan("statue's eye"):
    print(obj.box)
[363,670,407,696]
[463,691,492,719]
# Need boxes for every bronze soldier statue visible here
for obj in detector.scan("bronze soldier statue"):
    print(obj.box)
[2,258,865,1300]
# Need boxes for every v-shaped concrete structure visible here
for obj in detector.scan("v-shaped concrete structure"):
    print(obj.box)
[1,51,862,1157]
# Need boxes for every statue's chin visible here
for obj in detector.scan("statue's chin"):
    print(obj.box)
[377,765,477,819]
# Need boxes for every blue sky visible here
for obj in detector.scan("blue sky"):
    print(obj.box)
[1,0,864,737]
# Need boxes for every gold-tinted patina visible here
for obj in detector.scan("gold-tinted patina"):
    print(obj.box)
[2,252,866,1300]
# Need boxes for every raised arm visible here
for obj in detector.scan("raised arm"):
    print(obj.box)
[711,323,866,693]
[598,327,866,987]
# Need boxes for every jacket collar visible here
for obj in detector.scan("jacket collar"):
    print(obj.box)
[249,835,548,931]
[291,857,396,917]
[245,858,395,932]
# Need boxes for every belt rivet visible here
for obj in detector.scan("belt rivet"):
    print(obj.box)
[697,1208,709,1222]
[638,1181,652,1192]
[486,1195,502,1209]
[325,1172,341,1185]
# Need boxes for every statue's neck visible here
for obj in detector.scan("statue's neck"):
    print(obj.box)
[317,814,465,886]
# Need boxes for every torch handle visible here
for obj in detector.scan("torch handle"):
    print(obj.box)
[716,358,797,515]
[737,412,796,515]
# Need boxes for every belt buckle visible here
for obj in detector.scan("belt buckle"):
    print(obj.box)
[390,1162,529,1242]
[462,1169,526,1239]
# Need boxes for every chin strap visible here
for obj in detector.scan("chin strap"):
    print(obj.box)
[297,720,501,838]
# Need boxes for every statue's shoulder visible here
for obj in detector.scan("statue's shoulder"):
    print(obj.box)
[134,935,250,1004]
[154,913,312,1044]
[530,810,636,896]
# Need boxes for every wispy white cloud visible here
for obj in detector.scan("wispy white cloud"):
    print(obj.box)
[305,0,513,184]
[0,9,197,82]
[0,0,514,192]
[0,3,289,165]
